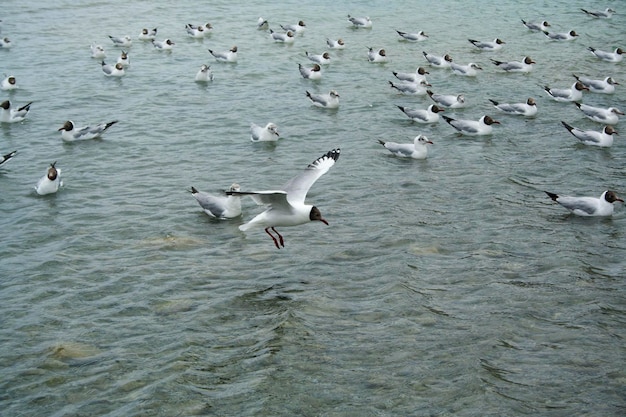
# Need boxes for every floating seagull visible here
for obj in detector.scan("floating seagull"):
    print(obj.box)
[305,51,330,65]
[0,150,17,166]
[388,80,429,95]
[281,21,306,33]
[542,30,578,41]
[108,35,132,47]
[0,37,12,48]
[138,28,157,40]
[326,38,345,49]
[187,23,213,35]
[348,15,372,28]
[396,104,444,123]
[0,100,32,123]
[491,56,535,72]
[442,115,500,136]
[35,162,62,195]
[450,61,482,76]
[544,81,588,102]
[392,67,429,83]
[101,61,125,77]
[90,43,106,59]
[396,30,428,41]
[116,50,130,67]
[573,74,619,94]
[190,184,242,219]
[545,190,623,216]
[588,47,623,63]
[581,7,615,18]
[185,24,206,38]
[561,121,617,147]
[195,64,213,82]
[269,29,295,43]
[368,47,387,62]
[574,103,623,124]
[378,135,433,159]
[305,90,340,109]
[423,51,453,68]
[521,19,550,31]
[299,63,322,80]
[257,17,269,30]
[58,120,118,141]
[152,38,175,50]
[227,148,340,249]
[468,38,505,51]
[488,98,537,117]
[250,122,280,142]
[427,90,466,108]
[1,75,18,90]
[208,46,237,62]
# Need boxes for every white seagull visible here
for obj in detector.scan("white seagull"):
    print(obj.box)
[187,23,213,36]
[544,81,588,102]
[306,90,339,109]
[574,103,623,124]
[0,37,12,48]
[269,29,295,43]
[392,67,429,83]
[190,184,242,219]
[138,28,157,40]
[348,15,372,28]
[442,115,500,136]
[521,19,550,31]
[58,120,118,141]
[116,50,130,67]
[227,148,340,249]
[388,80,429,95]
[90,43,106,59]
[305,51,331,65]
[396,30,428,41]
[542,30,578,41]
[0,150,17,166]
[108,35,132,47]
[588,47,623,63]
[378,135,433,159]
[396,104,444,123]
[491,56,535,72]
[1,75,18,90]
[0,100,32,123]
[209,46,237,62]
[101,61,125,77]
[326,38,345,49]
[299,63,322,80]
[423,51,453,68]
[281,21,306,33]
[450,61,482,76]
[488,98,537,117]
[250,122,280,142]
[561,121,617,147]
[35,162,62,195]
[152,38,175,50]
[368,47,387,62]
[185,24,206,38]
[257,18,269,30]
[468,38,505,51]
[427,90,466,108]
[573,74,619,94]
[195,64,213,82]
[545,190,623,216]
[581,8,615,18]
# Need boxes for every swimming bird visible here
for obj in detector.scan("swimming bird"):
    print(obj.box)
[299,63,322,80]
[208,46,237,62]
[542,30,578,41]
[185,24,206,38]
[195,64,213,82]
[378,135,433,159]
[468,38,505,51]
[108,35,132,47]
[368,47,387,62]
[572,74,619,94]
[257,18,269,30]
[187,23,213,36]
[427,90,466,108]
[281,21,306,33]
[0,100,32,123]
[423,51,453,68]
[1,75,18,90]
[392,67,429,83]
[388,80,429,95]
[250,122,280,142]
[0,150,17,166]
[190,184,242,219]
[116,50,130,67]
[574,103,623,124]
[58,120,118,141]
[396,104,444,123]
[326,38,345,49]
[90,43,106,59]
[545,190,623,216]
[101,61,125,77]
[588,47,623,63]
[544,81,588,102]
[450,61,482,76]
[521,19,550,31]
[305,51,331,65]
[561,121,617,147]
[152,38,175,50]
[305,90,340,109]
[581,8,615,18]
[442,115,500,136]
[138,28,157,40]
[227,148,340,249]
[0,37,12,48]
[348,15,372,28]
[35,162,62,195]
[269,29,295,43]
[491,56,535,72]
[396,30,428,41]
[488,98,537,117]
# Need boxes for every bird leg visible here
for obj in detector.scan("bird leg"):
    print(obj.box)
[265,227,285,248]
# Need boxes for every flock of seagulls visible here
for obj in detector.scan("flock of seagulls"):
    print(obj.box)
[1,7,624,250]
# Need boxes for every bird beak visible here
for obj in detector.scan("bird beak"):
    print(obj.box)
[320,218,329,225]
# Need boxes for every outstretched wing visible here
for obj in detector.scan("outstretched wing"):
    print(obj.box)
[282,148,340,205]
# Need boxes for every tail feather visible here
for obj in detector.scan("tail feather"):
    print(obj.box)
[377,139,386,146]
[545,191,559,201]
[561,121,574,132]
[18,101,33,112]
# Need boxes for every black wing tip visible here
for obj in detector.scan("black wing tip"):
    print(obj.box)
[190,186,198,194]
[545,191,559,201]
[488,99,498,106]
[441,115,453,123]
[561,121,573,131]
